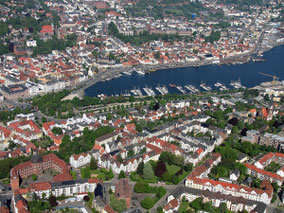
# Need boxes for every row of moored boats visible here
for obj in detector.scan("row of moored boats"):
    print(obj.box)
[102,80,245,97]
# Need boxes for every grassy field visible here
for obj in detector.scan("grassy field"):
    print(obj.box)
[130,172,158,183]
[91,169,106,180]
[167,164,180,176]
[81,167,114,181]
[109,193,127,212]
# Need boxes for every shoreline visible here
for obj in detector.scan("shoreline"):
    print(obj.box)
[76,42,284,98]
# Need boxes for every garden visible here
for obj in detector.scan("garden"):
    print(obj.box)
[80,166,114,181]
[133,181,167,209]
[178,197,235,213]
[130,152,193,185]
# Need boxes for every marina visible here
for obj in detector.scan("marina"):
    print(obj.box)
[97,80,253,97]
[85,45,284,97]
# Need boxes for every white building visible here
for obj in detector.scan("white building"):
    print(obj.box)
[26,40,37,47]
[29,178,102,198]
[70,153,91,169]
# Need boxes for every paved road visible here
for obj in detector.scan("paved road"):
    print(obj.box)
[266,205,284,213]
[238,12,259,42]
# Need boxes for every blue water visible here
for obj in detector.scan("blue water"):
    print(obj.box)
[85,45,284,97]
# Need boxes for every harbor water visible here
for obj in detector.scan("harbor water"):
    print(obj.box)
[85,45,284,97]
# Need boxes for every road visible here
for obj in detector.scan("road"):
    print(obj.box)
[77,100,151,114]
[267,205,284,213]
[238,12,259,43]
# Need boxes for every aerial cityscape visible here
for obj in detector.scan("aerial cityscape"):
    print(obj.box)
[0,0,283,212]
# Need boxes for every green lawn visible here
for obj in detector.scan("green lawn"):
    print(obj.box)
[110,193,127,212]
[91,169,106,180]
[80,167,113,181]
[130,172,158,183]
[166,164,180,176]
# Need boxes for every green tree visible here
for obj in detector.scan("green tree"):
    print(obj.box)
[127,149,134,158]
[117,154,123,163]
[134,181,149,193]
[51,127,62,135]
[118,171,126,179]
[143,162,155,180]
[154,51,160,59]
[90,158,98,170]
[204,202,214,212]
[32,174,37,181]
[190,197,202,211]
[137,162,144,175]
[140,196,156,209]
[156,187,166,199]
[219,202,227,213]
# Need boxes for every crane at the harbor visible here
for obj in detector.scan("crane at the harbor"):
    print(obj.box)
[258,72,279,86]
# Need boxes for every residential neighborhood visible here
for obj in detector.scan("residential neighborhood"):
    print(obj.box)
[0,0,283,213]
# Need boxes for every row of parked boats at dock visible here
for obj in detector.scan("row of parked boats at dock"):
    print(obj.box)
[98,79,246,97]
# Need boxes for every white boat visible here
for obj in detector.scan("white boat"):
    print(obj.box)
[200,82,212,91]
[230,79,243,89]
[136,69,145,75]
[143,85,156,97]
[185,84,200,93]
[122,71,132,76]
[155,85,168,95]
[176,85,186,94]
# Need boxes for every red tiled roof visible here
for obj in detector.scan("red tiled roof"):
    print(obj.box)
[53,172,73,182]
[196,148,203,155]
[244,163,283,180]
[88,178,103,184]
[164,198,179,211]
[262,107,268,118]
[275,153,284,158]
[71,152,89,161]
[41,25,53,34]
[29,182,51,191]
[0,206,9,213]
[258,152,274,165]
[145,143,162,154]
[0,126,11,137]
[104,204,117,213]
[15,200,28,212]
[187,176,272,197]
[8,120,41,138]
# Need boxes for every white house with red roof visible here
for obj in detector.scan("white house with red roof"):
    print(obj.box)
[163,195,180,213]
[42,121,63,146]
[0,126,11,143]
[185,176,273,205]
[8,120,42,141]
[254,152,284,169]
[28,178,102,198]
[245,163,284,186]
[70,152,91,169]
